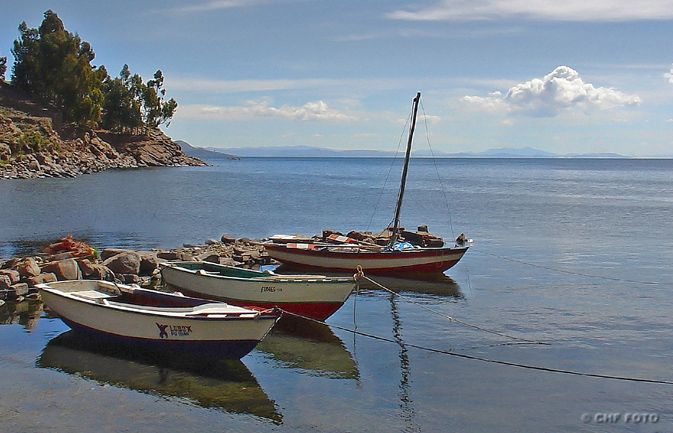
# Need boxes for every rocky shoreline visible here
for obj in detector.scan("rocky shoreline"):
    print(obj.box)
[0,82,208,179]
[0,234,272,304]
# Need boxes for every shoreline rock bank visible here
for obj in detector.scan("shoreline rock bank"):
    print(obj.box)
[0,234,273,303]
[0,82,208,179]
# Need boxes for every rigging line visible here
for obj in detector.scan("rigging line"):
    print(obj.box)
[280,310,673,386]
[366,108,412,233]
[471,247,665,286]
[359,273,547,345]
[418,99,456,240]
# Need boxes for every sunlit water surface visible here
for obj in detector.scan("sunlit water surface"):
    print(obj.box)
[1,157,672,432]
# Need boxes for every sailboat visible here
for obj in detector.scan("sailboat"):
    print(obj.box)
[264,92,469,276]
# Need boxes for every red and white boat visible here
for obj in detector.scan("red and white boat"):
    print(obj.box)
[265,92,469,276]
[264,241,468,275]
[160,261,356,321]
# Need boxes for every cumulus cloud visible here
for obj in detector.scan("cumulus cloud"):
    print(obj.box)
[178,99,359,122]
[462,66,641,117]
[388,0,673,22]
[665,64,673,83]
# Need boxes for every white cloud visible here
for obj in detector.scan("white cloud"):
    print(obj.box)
[388,0,673,22]
[169,0,290,13]
[462,66,642,117]
[177,99,359,122]
[665,64,673,83]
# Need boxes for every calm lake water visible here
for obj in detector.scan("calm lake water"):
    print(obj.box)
[1,157,673,432]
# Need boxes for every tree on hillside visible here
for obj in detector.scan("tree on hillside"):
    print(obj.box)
[102,66,178,133]
[9,10,178,133]
[0,50,7,80]
[142,70,178,128]
[102,64,144,133]
[11,10,105,127]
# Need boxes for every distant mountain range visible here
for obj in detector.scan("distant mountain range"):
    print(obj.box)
[177,142,634,159]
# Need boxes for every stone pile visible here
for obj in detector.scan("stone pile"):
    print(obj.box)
[0,234,274,303]
[154,234,272,267]
[318,225,446,247]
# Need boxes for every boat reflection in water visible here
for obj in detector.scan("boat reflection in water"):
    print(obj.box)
[355,274,463,298]
[37,331,282,423]
[257,316,359,380]
[0,298,43,330]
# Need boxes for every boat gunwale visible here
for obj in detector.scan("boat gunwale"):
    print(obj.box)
[162,261,355,284]
[37,285,279,322]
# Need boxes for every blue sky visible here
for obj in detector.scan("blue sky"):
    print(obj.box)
[2,0,673,156]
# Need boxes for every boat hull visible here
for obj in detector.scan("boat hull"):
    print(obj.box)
[38,281,278,359]
[264,243,469,275]
[160,262,356,321]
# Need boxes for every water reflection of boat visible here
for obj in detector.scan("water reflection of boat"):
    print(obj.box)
[37,331,282,423]
[0,298,43,330]
[356,274,463,298]
[256,316,359,379]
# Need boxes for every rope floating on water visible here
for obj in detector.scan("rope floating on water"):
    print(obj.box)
[279,309,673,386]
[279,267,673,386]
[355,266,546,345]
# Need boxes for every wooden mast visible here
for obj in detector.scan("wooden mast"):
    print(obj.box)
[389,92,421,248]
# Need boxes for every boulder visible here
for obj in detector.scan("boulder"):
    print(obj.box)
[156,250,181,261]
[100,248,134,261]
[400,229,444,247]
[11,283,29,298]
[0,274,11,290]
[220,234,237,244]
[0,269,20,284]
[218,257,242,267]
[137,251,159,275]
[25,273,58,287]
[103,251,140,275]
[195,252,220,263]
[42,259,82,281]
[77,259,115,281]
[17,257,41,279]
[1,258,20,269]
[118,273,140,284]
[247,250,261,261]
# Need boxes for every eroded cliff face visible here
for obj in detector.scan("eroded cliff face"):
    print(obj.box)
[0,82,208,179]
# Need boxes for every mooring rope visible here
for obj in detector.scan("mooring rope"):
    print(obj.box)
[279,308,673,385]
[355,266,546,345]
[272,266,673,385]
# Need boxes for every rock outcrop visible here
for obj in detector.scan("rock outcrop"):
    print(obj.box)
[0,82,208,179]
